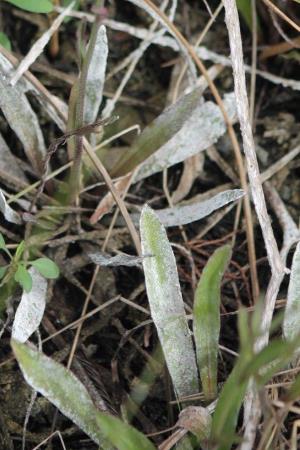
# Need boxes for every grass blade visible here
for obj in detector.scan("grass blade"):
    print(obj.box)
[140,205,199,397]
[193,245,232,400]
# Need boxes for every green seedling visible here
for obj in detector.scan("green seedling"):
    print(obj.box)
[0,232,59,294]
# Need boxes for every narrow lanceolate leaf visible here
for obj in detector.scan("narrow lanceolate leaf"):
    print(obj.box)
[12,268,47,343]
[11,340,155,450]
[0,132,27,182]
[193,245,232,400]
[211,309,251,450]
[14,264,32,293]
[0,189,21,224]
[0,266,7,279]
[95,414,155,450]
[111,87,203,177]
[0,63,46,175]
[283,242,300,346]
[134,93,237,182]
[140,205,199,398]
[135,190,244,228]
[84,25,108,125]
[0,233,6,250]
[89,252,150,268]
[11,340,110,447]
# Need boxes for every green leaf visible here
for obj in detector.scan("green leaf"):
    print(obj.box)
[140,205,199,398]
[14,264,32,293]
[31,258,59,279]
[242,337,300,387]
[4,0,53,13]
[236,0,261,33]
[287,372,300,402]
[96,414,155,450]
[0,32,11,51]
[0,266,7,279]
[211,309,300,450]
[111,87,203,177]
[11,340,155,450]
[15,240,25,260]
[0,233,6,250]
[193,244,232,400]
[211,358,248,450]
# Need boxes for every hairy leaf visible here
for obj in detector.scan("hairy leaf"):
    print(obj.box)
[0,189,21,224]
[111,87,203,177]
[135,189,244,227]
[0,62,46,174]
[134,93,237,182]
[12,268,47,342]
[84,25,108,125]
[12,340,155,450]
[140,205,199,397]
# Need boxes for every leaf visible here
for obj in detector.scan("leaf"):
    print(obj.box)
[193,245,232,400]
[140,205,199,397]
[96,414,156,450]
[133,189,244,227]
[111,87,204,177]
[0,60,46,175]
[0,233,6,250]
[4,0,53,13]
[0,132,27,182]
[31,258,60,279]
[211,309,300,450]
[15,240,25,260]
[211,309,252,450]
[242,338,300,386]
[11,340,155,450]
[14,264,32,293]
[283,242,300,345]
[0,266,7,279]
[236,0,253,30]
[12,267,47,342]
[236,0,261,33]
[134,93,237,182]
[11,339,110,446]
[286,372,300,402]
[0,32,11,51]
[0,189,21,224]
[84,25,108,125]
[89,252,151,267]
[211,358,248,450]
